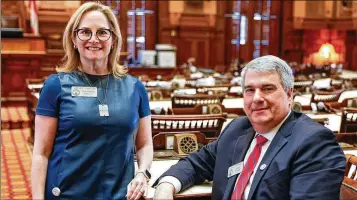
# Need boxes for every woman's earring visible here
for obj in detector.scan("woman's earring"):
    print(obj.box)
[74,44,77,49]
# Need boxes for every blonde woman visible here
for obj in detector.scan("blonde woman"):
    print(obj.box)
[31,2,153,200]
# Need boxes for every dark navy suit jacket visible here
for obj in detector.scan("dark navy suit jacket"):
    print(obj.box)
[156,111,346,200]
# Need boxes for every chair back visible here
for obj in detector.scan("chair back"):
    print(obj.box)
[171,94,225,108]
[151,114,227,138]
[196,85,231,95]
[340,154,357,200]
[345,154,357,178]
[311,91,343,104]
[331,79,344,89]
[340,108,357,133]
[25,78,45,93]
[293,80,313,93]
[171,104,226,115]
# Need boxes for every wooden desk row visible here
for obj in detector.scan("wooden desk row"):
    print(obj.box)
[27,85,344,135]
[139,149,357,200]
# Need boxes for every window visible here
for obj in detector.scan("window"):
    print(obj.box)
[126,1,154,62]
[226,0,280,62]
[104,0,156,63]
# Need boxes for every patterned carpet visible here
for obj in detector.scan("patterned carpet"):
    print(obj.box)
[1,107,30,130]
[1,128,32,199]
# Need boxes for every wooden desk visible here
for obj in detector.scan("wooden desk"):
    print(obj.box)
[128,67,177,80]
[149,98,244,110]
[343,150,357,156]
[149,99,342,133]
[340,182,357,200]
[30,85,342,134]
[306,113,341,133]
[339,70,357,80]
[2,37,46,54]
[135,160,212,200]
[222,98,244,108]
[336,133,357,146]
[149,100,172,111]
[294,94,312,106]
[340,151,357,199]
[1,37,63,97]
[140,148,356,199]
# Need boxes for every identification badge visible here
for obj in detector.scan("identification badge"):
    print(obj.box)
[71,86,97,97]
[227,162,243,178]
[99,104,109,117]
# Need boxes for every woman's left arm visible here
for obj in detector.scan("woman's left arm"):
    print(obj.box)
[127,115,153,200]
[135,115,153,172]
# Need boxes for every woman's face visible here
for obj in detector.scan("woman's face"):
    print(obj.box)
[73,10,113,64]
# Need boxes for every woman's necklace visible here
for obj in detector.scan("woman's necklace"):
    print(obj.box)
[82,72,110,117]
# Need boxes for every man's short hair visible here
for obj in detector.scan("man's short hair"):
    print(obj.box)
[240,55,294,93]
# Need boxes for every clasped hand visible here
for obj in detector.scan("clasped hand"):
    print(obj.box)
[126,173,148,200]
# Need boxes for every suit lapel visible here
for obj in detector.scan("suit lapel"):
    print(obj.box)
[222,128,255,200]
[247,112,297,200]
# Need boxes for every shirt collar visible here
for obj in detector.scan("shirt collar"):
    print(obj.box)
[256,110,291,141]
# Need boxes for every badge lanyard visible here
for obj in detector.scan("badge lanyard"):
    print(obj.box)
[82,73,110,117]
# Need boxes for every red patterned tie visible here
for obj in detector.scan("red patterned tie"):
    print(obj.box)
[231,135,268,200]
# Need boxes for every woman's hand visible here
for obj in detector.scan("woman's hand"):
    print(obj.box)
[126,172,148,200]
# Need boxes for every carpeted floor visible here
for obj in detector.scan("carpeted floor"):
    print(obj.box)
[1,107,30,130]
[1,128,32,199]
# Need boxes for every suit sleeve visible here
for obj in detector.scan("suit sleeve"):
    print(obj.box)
[290,128,346,199]
[152,119,236,191]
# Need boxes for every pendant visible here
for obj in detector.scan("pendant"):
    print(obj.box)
[99,104,109,117]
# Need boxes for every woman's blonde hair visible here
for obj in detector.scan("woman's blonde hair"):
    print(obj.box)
[56,2,127,77]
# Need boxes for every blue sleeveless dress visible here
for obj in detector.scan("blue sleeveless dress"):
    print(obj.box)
[36,71,151,199]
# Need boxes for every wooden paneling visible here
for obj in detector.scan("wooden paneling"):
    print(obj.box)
[1,36,61,97]
[269,0,282,56]
[176,26,214,67]
[118,0,130,55]
[293,1,356,30]
[158,1,226,69]
[1,52,61,97]
[346,31,357,71]
[1,1,27,30]
[36,3,76,52]
[1,37,46,54]
[281,1,304,62]
[145,1,158,50]
[2,54,42,97]
[177,39,193,65]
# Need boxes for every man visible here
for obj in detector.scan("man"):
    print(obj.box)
[153,55,346,200]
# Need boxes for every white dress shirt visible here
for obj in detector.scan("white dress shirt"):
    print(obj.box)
[159,111,291,198]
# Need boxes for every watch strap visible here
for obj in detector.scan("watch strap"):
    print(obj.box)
[136,170,151,180]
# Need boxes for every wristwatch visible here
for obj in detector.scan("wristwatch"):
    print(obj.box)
[136,169,151,180]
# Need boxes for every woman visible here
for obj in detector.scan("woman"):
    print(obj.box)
[31,2,153,200]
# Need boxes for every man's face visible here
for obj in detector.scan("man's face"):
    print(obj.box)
[243,70,292,132]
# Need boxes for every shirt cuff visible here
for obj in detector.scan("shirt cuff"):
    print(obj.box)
[158,176,182,194]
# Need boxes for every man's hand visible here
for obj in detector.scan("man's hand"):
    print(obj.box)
[126,173,148,200]
[153,182,175,200]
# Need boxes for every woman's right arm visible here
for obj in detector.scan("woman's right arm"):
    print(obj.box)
[31,115,57,199]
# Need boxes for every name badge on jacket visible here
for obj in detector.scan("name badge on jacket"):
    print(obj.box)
[228,162,243,178]
[71,86,97,97]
